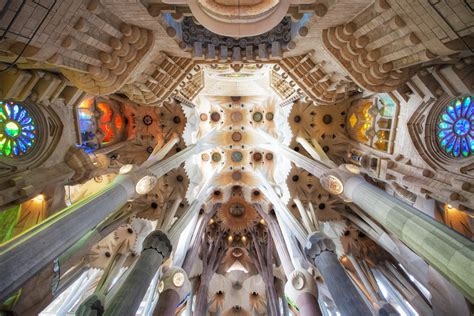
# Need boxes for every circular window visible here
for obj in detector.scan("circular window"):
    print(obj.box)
[436,96,473,158]
[0,101,37,158]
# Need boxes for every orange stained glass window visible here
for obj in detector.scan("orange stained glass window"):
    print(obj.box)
[114,115,123,130]
[100,123,114,142]
[97,102,112,123]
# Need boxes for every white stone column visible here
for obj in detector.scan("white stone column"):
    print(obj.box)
[0,142,208,301]
[338,171,474,303]
[0,175,135,300]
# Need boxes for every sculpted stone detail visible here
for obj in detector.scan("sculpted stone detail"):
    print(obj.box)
[120,54,194,105]
[157,267,191,299]
[142,230,172,259]
[304,232,336,260]
[284,268,318,309]
[277,54,359,105]
[62,23,154,96]
[166,15,305,61]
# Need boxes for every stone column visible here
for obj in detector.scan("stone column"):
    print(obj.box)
[152,206,217,316]
[253,205,322,315]
[336,171,474,303]
[152,267,191,316]
[0,175,135,301]
[104,230,172,316]
[0,144,204,301]
[305,232,371,316]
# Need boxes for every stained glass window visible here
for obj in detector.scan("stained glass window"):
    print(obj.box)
[378,94,396,117]
[0,101,37,158]
[437,96,473,158]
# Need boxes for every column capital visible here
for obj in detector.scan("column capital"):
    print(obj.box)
[320,164,365,201]
[142,230,172,259]
[304,232,335,261]
[158,266,191,302]
[76,294,105,316]
[284,268,318,311]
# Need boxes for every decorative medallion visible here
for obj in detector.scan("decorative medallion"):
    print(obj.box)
[320,174,344,195]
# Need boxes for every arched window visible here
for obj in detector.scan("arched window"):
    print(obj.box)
[347,93,398,153]
[0,100,37,158]
[76,98,126,152]
[436,96,473,158]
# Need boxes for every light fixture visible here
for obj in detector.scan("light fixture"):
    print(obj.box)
[135,175,158,194]
[173,271,185,288]
[228,235,233,242]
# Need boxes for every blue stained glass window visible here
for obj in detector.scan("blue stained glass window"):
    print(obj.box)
[0,101,37,158]
[437,96,473,158]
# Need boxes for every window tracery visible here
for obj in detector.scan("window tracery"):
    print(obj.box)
[436,96,473,158]
[346,94,398,153]
[77,98,127,153]
[0,101,37,158]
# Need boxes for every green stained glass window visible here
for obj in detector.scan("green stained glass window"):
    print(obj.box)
[0,101,37,158]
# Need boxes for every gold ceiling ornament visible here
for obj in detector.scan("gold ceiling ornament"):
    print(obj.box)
[220,247,252,273]
[217,196,259,233]
[161,167,189,199]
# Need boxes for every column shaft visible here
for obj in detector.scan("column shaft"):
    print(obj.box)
[104,231,171,316]
[152,289,180,316]
[0,177,133,300]
[346,178,474,302]
[314,251,371,316]
[297,292,322,316]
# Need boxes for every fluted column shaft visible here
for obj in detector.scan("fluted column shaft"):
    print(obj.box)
[344,176,474,303]
[305,232,371,316]
[104,230,172,316]
[0,143,205,301]
[0,176,134,300]
[316,251,370,315]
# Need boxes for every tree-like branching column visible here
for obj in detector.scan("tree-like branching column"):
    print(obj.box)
[104,230,172,316]
[194,226,226,315]
[249,227,281,316]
